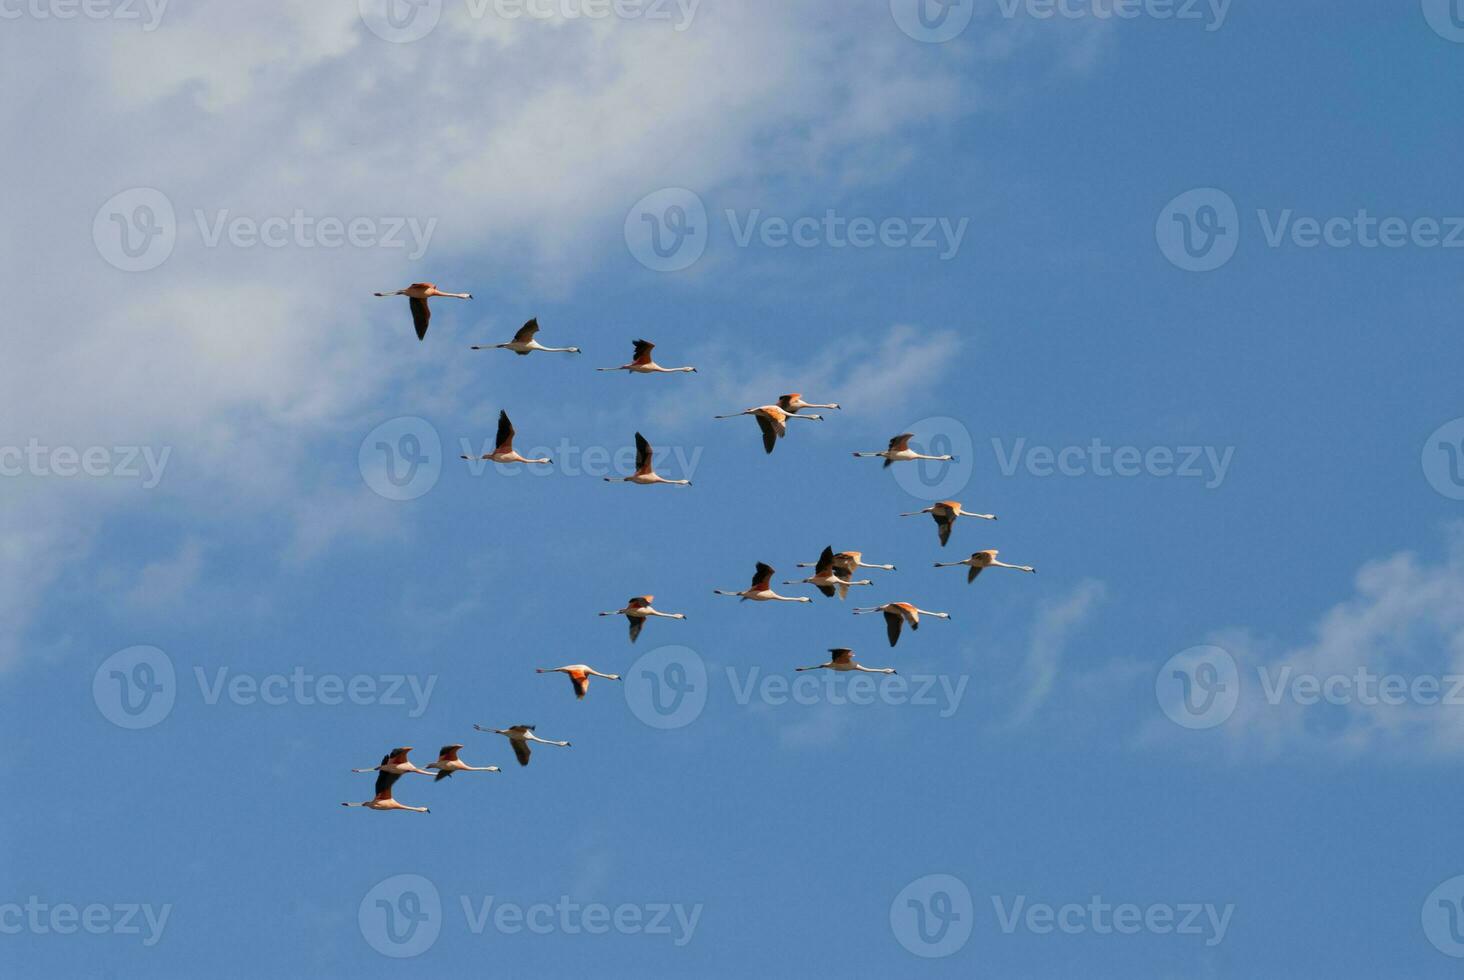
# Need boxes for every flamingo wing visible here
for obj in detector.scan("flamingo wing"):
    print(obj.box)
[751,562,775,591]
[511,738,532,767]
[755,413,779,454]
[628,616,646,643]
[814,546,836,576]
[632,339,655,364]
[409,297,430,341]
[495,410,515,454]
[883,610,903,647]
[634,432,653,473]
[968,564,984,584]
[512,318,540,343]
[935,511,955,547]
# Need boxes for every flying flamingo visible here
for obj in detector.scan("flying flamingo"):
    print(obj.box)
[459,409,552,466]
[536,665,622,700]
[599,595,687,643]
[935,550,1037,583]
[714,405,821,454]
[797,550,897,576]
[785,545,871,599]
[603,432,692,486]
[852,602,951,647]
[795,648,896,675]
[475,724,571,767]
[777,393,840,413]
[714,562,812,603]
[352,746,433,777]
[471,317,581,355]
[902,500,996,547]
[853,433,955,468]
[425,744,502,781]
[373,283,471,341]
[597,339,696,374]
[341,767,430,814]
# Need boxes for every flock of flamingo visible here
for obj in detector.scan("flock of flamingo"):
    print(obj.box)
[345,284,1036,814]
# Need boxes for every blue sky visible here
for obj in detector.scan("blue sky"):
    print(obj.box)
[3,1,1464,976]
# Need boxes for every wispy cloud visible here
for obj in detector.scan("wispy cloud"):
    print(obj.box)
[1005,579,1106,727]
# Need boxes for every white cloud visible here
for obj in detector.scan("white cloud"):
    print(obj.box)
[0,2,1103,666]
[1004,578,1106,726]
[1145,528,1464,761]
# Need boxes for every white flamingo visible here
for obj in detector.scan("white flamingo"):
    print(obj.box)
[714,405,821,455]
[471,317,581,355]
[935,550,1036,583]
[797,550,896,575]
[599,595,687,643]
[852,602,951,647]
[853,432,955,467]
[795,648,896,674]
[777,393,840,413]
[475,724,571,767]
[341,767,430,814]
[351,746,433,777]
[536,665,622,700]
[603,432,692,486]
[426,744,502,781]
[373,283,471,341]
[785,545,871,599]
[714,562,812,603]
[459,410,552,465]
[597,339,696,374]
[902,500,996,547]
